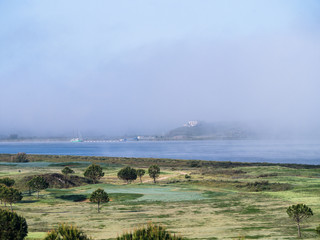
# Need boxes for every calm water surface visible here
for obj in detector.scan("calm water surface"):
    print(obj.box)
[0,140,320,164]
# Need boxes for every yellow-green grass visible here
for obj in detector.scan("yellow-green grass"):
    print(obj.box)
[0,160,319,239]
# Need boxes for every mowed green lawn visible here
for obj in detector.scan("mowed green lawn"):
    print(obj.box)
[0,162,320,240]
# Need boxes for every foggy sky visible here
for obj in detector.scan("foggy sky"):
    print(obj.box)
[1,0,320,137]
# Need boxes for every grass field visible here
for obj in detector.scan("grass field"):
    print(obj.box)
[0,154,320,239]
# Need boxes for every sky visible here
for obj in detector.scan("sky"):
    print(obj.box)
[0,0,320,137]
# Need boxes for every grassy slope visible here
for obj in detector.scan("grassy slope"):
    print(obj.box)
[0,155,319,239]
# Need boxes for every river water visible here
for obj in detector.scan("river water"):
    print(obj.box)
[0,140,320,164]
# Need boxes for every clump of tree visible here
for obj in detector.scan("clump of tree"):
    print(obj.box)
[0,209,28,240]
[44,223,91,240]
[136,169,145,183]
[62,166,75,176]
[0,177,15,187]
[287,203,313,238]
[84,164,104,184]
[90,188,109,213]
[116,222,184,240]
[117,167,137,184]
[148,165,160,183]
[27,176,49,198]
[15,152,29,162]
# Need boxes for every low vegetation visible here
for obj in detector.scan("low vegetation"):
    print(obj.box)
[239,180,292,192]
[0,154,319,239]
[23,173,92,189]
[116,223,184,240]
[44,224,91,240]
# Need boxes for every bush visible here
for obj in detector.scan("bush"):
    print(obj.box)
[0,209,28,240]
[62,167,75,175]
[243,181,291,192]
[117,223,184,240]
[44,223,91,240]
[15,152,29,162]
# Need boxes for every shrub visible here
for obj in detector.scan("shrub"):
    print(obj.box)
[0,209,28,240]
[243,181,291,192]
[117,223,184,240]
[62,167,75,176]
[44,223,91,240]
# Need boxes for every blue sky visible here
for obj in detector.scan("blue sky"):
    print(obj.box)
[0,0,320,136]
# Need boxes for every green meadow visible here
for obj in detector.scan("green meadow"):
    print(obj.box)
[0,154,319,239]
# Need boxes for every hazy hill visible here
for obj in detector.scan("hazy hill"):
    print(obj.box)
[166,121,254,140]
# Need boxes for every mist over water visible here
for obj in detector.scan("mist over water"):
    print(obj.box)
[1,1,320,138]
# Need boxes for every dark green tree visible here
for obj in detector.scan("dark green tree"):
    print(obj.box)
[116,222,184,240]
[90,188,109,213]
[0,177,15,187]
[62,166,75,176]
[0,209,28,240]
[287,203,313,238]
[15,152,29,162]
[2,187,23,212]
[117,167,137,184]
[44,223,91,240]
[148,165,160,183]
[28,176,49,198]
[136,169,146,183]
[84,164,104,184]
